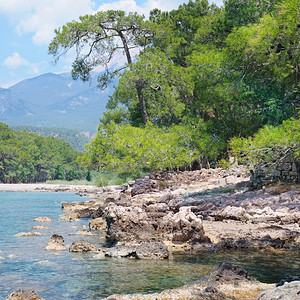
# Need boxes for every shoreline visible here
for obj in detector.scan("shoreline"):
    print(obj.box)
[0,183,103,193]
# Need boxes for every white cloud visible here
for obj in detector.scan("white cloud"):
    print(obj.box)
[0,0,95,45]
[0,0,193,46]
[3,52,30,69]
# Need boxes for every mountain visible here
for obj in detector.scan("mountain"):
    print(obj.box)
[0,72,113,133]
[0,88,41,119]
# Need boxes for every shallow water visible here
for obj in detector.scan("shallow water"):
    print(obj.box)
[0,192,299,299]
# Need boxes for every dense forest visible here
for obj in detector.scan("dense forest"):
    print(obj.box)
[49,0,299,174]
[11,125,91,152]
[0,123,86,183]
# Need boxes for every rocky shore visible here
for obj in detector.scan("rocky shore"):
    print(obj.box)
[3,167,300,299]
[56,167,300,257]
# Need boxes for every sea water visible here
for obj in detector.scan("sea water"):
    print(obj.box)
[0,192,299,299]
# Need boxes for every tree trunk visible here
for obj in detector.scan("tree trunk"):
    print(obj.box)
[136,83,149,123]
[118,29,148,123]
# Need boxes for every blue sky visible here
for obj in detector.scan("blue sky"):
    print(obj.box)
[0,0,223,88]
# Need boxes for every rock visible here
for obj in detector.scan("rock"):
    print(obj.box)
[105,204,153,244]
[89,217,107,231]
[15,232,41,237]
[69,240,98,252]
[45,234,66,251]
[217,206,249,221]
[104,245,136,258]
[6,290,41,300]
[61,201,74,211]
[209,262,248,282]
[93,250,106,259]
[160,207,207,243]
[34,217,52,222]
[277,275,300,287]
[60,212,79,221]
[136,242,169,259]
[131,177,160,196]
[32,225,48,229]
[257,281,300,300]
[104,242,169,259]
[76,230,94,236]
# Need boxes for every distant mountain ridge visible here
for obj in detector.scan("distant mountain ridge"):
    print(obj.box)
[0,72,112,133]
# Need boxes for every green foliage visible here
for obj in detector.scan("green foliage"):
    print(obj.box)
[110,49,193,125]
[230,117,300,169]
[0,123,86,183]
[78,121,217,174]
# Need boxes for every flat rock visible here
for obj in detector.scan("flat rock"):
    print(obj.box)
[104,242,169,259]
[34,217,52,222]
[15,232,41,237]
[32,225,48,229]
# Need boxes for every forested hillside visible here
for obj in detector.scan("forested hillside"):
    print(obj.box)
[0,123,86,183]
[49,0,299,175]
[11,125,91,152]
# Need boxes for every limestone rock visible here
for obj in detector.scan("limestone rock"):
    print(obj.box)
[15,232,41,237]
[257,281,300,300]
[76,230,94,236]
[6,290,41,300]
[32,225,48,230]
[34,217,52,222]
[104,242,169,259]
[60,212,79,221]
[160,207,207,243]
[209,262,248,282]
[45,234,65,251]
[69,240,98,252]
[89,217,107,231]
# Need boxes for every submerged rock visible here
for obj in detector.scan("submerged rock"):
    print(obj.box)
[104,242,169,259]
[76,230,94,236]
[45,234,66,251]
[6,289,41,300]
[104,262,272,300]
[32,225,48,230]
[69,240,98,252]
[15,232,41,237]
[34,217,52,222]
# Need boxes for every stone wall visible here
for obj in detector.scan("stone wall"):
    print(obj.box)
[250,156,300,189]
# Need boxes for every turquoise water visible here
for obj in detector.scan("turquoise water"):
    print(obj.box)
[0,192,299,299]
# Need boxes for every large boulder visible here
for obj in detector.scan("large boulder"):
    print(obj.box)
[105,204,153,244]
[159,207,207,243]
[69,240,98,252]
[6,290,41,300]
